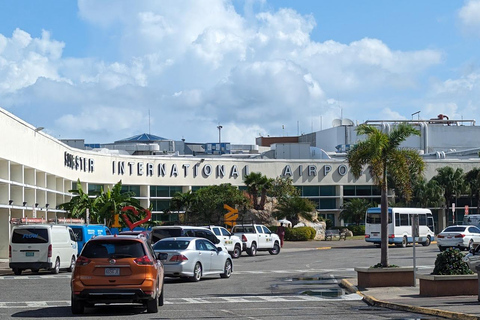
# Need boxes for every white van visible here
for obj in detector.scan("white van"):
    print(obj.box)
[9,224,78,275]
[464,215,480,228]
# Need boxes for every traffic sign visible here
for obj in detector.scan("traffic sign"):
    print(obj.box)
[465,205,469,215]
[224,204,238,227]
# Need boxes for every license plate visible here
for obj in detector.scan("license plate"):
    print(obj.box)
[159,253,168,261]
[26,252,34,257]
[104,268,120,276]
[372,233,379,236]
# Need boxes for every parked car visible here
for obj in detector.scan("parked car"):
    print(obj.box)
[437,225,480,251]
[463,244,480,272]
[153,237,233,281]
[203,225,242,258]
[119,230,152,244]
[231,224,281,256]
[70,234,164,314]
[68,224,111,254]
[9,224,77,275]
[150,226,221,246]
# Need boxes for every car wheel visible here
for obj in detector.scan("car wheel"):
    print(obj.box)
[422,236,431,247]
[401,236,408,248]
[247,243,257,256]
[13,268,22,275]
[158,283,164,307]
[190,263,202,282]
[231,245,241,259]
[269,242,280,255]
[71,294,84,314]
[51,258,60,274]
[220,259,232,278]
[67,256,75,272]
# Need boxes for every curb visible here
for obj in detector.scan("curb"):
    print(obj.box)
[340,279,480,320]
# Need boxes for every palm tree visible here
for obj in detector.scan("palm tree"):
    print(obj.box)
[432,166,465,223]
[411,178,443,208]
[244,172,273,210]
[347,123,424,267]
[274,195,316,226]
[169,190,196,223]
[58,179,96,223]
[93,180,142,227]
[340,198,371,225]
[465,168,480,214]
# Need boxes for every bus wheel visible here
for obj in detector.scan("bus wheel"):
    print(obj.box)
[422,236,431,247]
[401,236,408,248]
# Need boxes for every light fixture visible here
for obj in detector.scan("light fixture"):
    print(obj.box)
[45,204,49,209]
[34,127,44,132]
[23,201,27,206]
[8,200,13,205]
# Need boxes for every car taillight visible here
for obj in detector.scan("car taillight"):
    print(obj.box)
[169,254,188,262]
[365,235,370,238]
[242,235,247,242]
[76,256,91,266]
[9,245,11,258]
[388,234,395,238]
[134,255,154,265]
[437,234,445,238]
[455,234,466,238]
[48,244,52,258]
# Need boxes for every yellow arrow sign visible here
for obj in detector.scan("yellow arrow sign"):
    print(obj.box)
[224,204,238,221]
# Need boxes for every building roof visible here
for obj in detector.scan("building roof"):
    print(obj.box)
[115,133,167,143]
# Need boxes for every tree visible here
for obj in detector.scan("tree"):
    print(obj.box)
[168,184,249,224]
[340,198,371,225]
[270,177,300,201]
[347,123,423,267]
[273,195,316,226]
[93,180,142,227]
[244,172,274,210]
[465,168,480,213]
[410,178,443,208]
[432,166,465,222]
[58,179,96,223]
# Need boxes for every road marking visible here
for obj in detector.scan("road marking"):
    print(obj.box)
[0,294,363,309]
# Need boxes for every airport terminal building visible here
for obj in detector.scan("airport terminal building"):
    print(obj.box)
[1,107,480,258]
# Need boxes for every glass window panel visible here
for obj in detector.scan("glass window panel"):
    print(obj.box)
[169,186,183,197]
[319,198,336,209]
[320,186,336,196]
[356,186,371,196]
[88,184,103,195]
[302,186,319,197]
[343,186,355,196]
[121,185,140,197]
[151,199,171,211]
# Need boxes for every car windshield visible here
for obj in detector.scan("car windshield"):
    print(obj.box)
[82,240,145,258]
[153,240,190,250]
[443,226,466,232]
[12,228,49,243]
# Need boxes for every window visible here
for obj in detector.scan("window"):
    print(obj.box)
[320,186,336,196]
[151,199,171,211]
[212,228,221,236]
[150,186,183,197]
[256,226,263,233]
[302,186,319,197]
[400,214,409,226]
[121,185,140,197]
[319,199,336,209]
[343,186,355,196]
[12,228,48,243]
[88,184,103,195]
[220,228,230,236]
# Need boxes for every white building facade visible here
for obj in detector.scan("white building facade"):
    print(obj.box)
[1,107,480,258]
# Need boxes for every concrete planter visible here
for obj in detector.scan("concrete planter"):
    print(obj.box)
[417,274,478,297]
[355,267,414,288]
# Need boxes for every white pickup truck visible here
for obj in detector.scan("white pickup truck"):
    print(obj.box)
[204,226,243,258]
[231,224,281,256]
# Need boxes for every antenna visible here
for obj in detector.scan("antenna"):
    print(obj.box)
[148,109,151,135]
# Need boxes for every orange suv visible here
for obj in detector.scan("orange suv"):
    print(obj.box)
[71,234,164,314]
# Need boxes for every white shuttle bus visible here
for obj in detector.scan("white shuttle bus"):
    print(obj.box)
[365,207,435,248]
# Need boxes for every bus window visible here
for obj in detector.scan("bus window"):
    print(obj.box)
[366,211,392,224]
[400,214,409,226]
[419,214,427,226]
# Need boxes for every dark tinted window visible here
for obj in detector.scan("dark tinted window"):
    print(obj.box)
[71,227,84,241]
[12,228,48,243]
[82,240,145,258]
[153,240,190,250]
[443,226,466,232]
[151,228,182,243]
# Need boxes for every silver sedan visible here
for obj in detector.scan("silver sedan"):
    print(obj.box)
[153,237,233,281]
[437,225,480,251]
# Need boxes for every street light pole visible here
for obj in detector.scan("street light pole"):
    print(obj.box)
[217,125,223,144]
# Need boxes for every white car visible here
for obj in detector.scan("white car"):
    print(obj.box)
[437,225,480,251]
[203,226,242,258]
[463,244,480,272]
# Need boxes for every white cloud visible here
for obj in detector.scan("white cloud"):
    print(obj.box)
[0,0,451,144]
[458,0,480,36]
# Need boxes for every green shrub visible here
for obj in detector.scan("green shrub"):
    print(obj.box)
[346,225,365,236]
[285,227,316,241]
[432,248,473,275]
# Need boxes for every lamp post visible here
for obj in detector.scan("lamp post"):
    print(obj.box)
[217,125,223,144]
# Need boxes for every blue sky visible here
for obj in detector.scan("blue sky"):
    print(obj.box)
[1,0,480,144]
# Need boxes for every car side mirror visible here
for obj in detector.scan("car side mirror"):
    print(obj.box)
[217,246,223,253]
